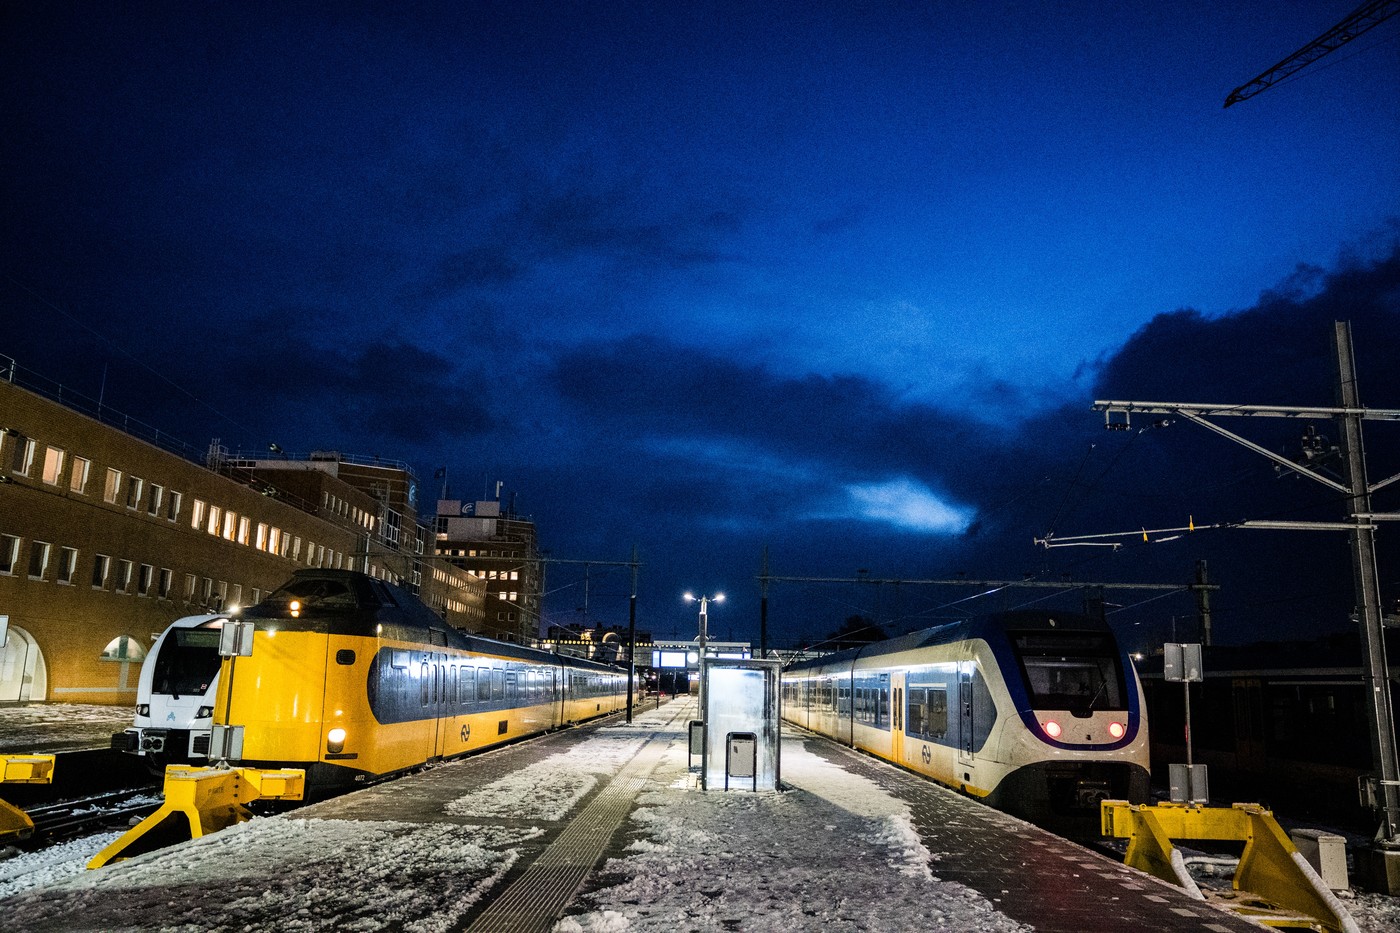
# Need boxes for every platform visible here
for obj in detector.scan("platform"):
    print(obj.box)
[0,698,1278,931]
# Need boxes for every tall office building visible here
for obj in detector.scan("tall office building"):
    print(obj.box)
[434,497,541,643]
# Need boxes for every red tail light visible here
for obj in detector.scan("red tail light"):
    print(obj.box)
[1043,720,1062,739]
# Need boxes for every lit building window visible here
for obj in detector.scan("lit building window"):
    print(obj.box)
[69,456,91,494]
[41,446,65,485]
[100,635,148,663]
[104,468,122,504]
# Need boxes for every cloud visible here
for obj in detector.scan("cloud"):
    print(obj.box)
[840,477,974,533]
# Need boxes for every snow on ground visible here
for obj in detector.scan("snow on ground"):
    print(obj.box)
[0,816,538,932]
[2,699,1397,932]
[555,716,1030,933]
[446,731,643,820]
[0,703,132,752]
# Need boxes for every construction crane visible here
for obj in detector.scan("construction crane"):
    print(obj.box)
[1224,0,1400,107]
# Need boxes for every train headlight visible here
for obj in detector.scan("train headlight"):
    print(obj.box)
[195,706,214,719]
[136,704,150,717]
[1107,721,1126,740]
[327,727,347,754]
[1042,719,1062,739]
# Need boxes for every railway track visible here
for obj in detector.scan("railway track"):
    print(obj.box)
[19,788,161,845]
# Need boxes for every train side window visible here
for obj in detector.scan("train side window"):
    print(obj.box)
[421,663,431,706]
[461,667,475,706]
[492,669,504,700]
[908,688,927,737]
[477,667,491,702]
[336,649,355,665]
[391,650,409,670]
[927,688,948,738]
[505,671,517,703]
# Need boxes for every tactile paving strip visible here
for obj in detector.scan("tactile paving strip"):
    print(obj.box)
[461,707,687,933]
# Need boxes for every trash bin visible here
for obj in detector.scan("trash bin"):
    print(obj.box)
[688,719,705,770]
[726,732,757,791]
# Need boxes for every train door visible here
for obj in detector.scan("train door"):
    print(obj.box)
[430,653,446,759]
[958,661,975,765]
[891,672,905,764]
[553,667,563,727]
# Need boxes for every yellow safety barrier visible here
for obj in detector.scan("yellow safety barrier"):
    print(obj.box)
[0,753,56,842]
[1101,800,1358,933]
[88,764,305,869]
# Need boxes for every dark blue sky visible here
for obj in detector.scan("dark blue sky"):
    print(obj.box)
[4,2,1399,647]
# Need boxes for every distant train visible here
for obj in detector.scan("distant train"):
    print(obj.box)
[113,569,627,790]
[782,610,1150,822]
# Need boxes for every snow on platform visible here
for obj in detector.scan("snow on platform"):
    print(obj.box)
[1,698,1396,932]
[0,703,132,754]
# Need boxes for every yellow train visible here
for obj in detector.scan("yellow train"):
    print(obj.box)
[116,569,627,791]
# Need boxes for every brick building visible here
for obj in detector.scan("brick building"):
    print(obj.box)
[0,362,484,705]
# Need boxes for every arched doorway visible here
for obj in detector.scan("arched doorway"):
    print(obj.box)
[0,623,48,703]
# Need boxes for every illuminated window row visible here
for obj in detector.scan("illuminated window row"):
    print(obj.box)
[6,431,186,523]
[322,490,376,531]
[186,497,359,572]
[0,532,260,610]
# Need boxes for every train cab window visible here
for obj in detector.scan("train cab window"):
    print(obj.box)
[151,626,221,696]
[1013,632,1125,712]
[370,580,400,606]
[268,576,359,609]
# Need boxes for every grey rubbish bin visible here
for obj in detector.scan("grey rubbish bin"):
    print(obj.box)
[725,732,757,791]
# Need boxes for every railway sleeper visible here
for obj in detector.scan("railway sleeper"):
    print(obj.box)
[88,764,305,869]
[1099,799,1357,933]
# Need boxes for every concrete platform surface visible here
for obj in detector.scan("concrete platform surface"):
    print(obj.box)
[0,698,1344,931]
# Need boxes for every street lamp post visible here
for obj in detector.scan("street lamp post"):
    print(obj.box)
[684,591,723,714]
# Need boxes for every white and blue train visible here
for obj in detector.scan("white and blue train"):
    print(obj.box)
[782,610,1150,821]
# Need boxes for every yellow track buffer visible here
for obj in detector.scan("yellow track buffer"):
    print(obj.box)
[1101,800,1357,933]
[0,753,56,842]
[88,764,304,869]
